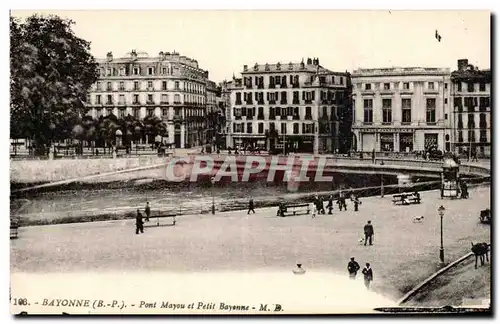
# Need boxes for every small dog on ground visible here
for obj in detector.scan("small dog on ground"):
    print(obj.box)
[413,216,424,223]
[358,237,365,244]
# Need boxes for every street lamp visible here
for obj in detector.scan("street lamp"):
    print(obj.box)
[438,205,446,264]
[211,176,216,215]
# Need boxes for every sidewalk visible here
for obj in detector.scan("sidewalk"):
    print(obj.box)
[11,185,491,301]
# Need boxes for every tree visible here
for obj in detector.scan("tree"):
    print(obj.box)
[10,14,98,155]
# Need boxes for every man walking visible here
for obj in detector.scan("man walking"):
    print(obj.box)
[327,195,334,215]
[145,201,151,222]
[362,263,373,290]
[248,198,256,214]
[347,257,360,280]
[353,196,361,212]
[364,220,374,246]
[136,209,144,235]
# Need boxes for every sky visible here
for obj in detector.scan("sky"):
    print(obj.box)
[10,10,491,84]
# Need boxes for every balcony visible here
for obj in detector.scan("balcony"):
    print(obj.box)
[399,88,413,94]
[292,99,300,105]
[132,101,141,106]
[160,101,169,105]
[269,100,276,105]
[292,83,300,88]
[293,115,300,120]
[117,101,126,107]
[305,115,312,120]
[173,101,182,105]
[146,101,156,106]
[246,100,253,105]
[235,100,242,105]
[246,115,254,120]
[257,114,265,120]
[269,84,276,89]
[245,84,253,89]
[280,100,287,105]
[257,100,265,105]
[305,99,313,104]
[104,101,114,106]
[257,84,264,89]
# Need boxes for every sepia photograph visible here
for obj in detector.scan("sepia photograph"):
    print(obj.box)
[8,7,492,315]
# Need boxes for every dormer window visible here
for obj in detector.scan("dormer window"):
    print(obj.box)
[265,63,270,71]
[288,62,293,70]
[276,62,281,71]
[254,63,259,71]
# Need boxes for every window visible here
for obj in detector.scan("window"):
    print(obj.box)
[426,98,436,123]
[444,83,448,89]
[133,67,139,75]
[467,82,474,92]
[402,98,411,124]
[403,82,410,90]
[107,82,112,91]
[305,107,312,119]
[106,95,113,104]
[96,95,101,104]
[119,108,125,118]
[161,94,168,103]
[281,123,287,134]
[162,108,168,117]
[119,94,125,105]
[293,123,299,134]
[148,81,153,90]
[340,77,344,85]
[480,82,486,91]
[106,108,113,116]
[444,98,448,104]
[247,123,252,134]
[445,113,448,120]
[175,81,180,90]
[457,115,463,129]
[458,130,463,142]
[382,99,392,123]
[363,99,373,123]
[134,81,139,91]
[236,92,242,104]
[96,81,102,91]
[174,94,180,103]
[119,68,125,76]
[162,81,167,91]
[383,83,390,90]
[468,130,476,142]
[479,113,487,128]
[457,82,462,92]
[364,83,371,90]
[107,68,112,76]
[162,67,167,75]
[133,94,139,104]
[148,67,154,75]
[119,81,125,91]
[479,97,490,111]
[148,94,154,103]
[428,82,434,90]
[480,130,487,143]
[258,123,264,134]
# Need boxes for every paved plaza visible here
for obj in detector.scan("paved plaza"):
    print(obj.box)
[11,185,491,303]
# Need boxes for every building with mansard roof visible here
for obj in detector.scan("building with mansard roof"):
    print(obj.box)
[227,58,352,154]
[86,50,211,148]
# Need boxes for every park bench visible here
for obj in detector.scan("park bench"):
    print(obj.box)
[144,212,177,227]
[392,193,421,205]
[10,216,19,239]
[277,203,310,217]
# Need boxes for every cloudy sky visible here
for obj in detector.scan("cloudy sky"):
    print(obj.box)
[11,10,490,83]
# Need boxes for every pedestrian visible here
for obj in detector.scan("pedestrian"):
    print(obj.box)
[353,196,361,212]
[327,195,333,215]
[362,263,373,290]
[248,198,255,214]
[364,220,374,246]
[341,195,347,211]
[136,209,144,235]
[347,257,360,280]
[371,149,376,164]
[145,201,151,222]
[319,197,325,214]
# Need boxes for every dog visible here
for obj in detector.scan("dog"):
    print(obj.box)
[413,216,424,223]
[358,237,365,244]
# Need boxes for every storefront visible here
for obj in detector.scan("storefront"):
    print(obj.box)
[380,133,394,152]
[399,134,413,153]
[424,133,439,151]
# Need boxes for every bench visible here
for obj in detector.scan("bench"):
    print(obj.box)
[144,213,177,227]
[10,217,19,239]
[277,203,310,217]
[392,193,421,205]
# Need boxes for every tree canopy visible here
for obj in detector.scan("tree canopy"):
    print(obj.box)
[10,14,98,153]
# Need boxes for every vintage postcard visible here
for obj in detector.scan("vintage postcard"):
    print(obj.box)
[9,9,491,315]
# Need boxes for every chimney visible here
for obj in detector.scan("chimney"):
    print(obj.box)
[243,65,248,72]
[130,50,137,60]
[307,57,312,65]
[458,59,469,71]
[106,51,113,61]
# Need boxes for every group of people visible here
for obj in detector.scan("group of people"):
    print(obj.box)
[347,257,374,290]
[311,192,362,216]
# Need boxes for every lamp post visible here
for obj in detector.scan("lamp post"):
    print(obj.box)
[438,205,445,264]
[211,176,216,215]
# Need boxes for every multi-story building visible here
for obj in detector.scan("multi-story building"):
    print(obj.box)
[351,67,451,153]
[450,59,491,157]
[219,80,233,149]
[206,80,218,147]
[86,50,209,148]
[227,58,351,154]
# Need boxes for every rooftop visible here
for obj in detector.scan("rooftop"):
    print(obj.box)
[96,50,203,70]
[242,58,349,76]
[352,67,450,77]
